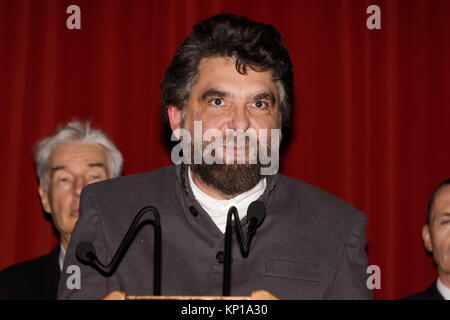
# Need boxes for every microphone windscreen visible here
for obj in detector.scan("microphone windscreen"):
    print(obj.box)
[76,241,96,264]
[247,200,266,227]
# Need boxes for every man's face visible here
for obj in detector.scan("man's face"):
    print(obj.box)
[168,56,281,197]
[423,185,450,278]
[38,143,110,249]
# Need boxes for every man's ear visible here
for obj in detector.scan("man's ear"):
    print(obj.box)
[38,185,52,214]
[422,224,432,252]
[167,105,183,139]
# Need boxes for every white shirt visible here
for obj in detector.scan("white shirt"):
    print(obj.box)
[437,278,450,300]
[188,167,266,233]
[59,244,66,272]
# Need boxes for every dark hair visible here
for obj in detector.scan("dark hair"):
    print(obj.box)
[427,178,450,225]
[160,13,294,132]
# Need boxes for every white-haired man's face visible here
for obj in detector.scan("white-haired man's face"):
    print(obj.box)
[38,143,110,250]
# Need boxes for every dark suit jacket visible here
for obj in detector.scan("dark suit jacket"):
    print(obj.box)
[401,280,445,300]
[58,165,372,300]
[0,245,60,300]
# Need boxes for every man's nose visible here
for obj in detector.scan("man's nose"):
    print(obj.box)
[229,105,250,131]
[74,176,88,196]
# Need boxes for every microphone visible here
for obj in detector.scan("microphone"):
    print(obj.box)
[76,241,97,265]
[222,200,266,296]
[246,200,266,251]
[75,206,162,295]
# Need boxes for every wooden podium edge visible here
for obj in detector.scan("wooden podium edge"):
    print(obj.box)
[103,290,279,300]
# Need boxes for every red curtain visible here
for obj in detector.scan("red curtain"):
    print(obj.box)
[1,0,449,300]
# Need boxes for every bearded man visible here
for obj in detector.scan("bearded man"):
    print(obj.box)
[58,13,371,300]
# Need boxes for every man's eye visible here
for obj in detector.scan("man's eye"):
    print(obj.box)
[210,98,225,107]
[253,100,268,109]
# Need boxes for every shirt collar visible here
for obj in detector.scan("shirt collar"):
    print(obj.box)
[188,166,266,232]
[189,167,266,210]
[59,243,66,272]
[437,278,450,300]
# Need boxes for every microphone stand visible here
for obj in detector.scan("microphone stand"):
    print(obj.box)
[79,206,162,296]
[222,206,253,296]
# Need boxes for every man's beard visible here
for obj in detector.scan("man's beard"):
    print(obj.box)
[190,135,265,197]
[191,161,262,197]
[180,118,279,197]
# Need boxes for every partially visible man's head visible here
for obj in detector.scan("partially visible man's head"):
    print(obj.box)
[35,121,123,249]
[162,13,293,197]
[423,179,450,280]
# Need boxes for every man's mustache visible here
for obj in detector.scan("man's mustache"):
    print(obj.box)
[171,121,280,175]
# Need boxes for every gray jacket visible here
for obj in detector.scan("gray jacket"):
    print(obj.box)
[58,165,372,299]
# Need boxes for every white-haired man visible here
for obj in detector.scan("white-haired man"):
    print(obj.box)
[0,121,123,300]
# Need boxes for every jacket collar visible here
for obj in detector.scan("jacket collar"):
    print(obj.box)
[176,164,278,210]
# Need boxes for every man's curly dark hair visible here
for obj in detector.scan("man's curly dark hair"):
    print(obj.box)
[160,13,294,133]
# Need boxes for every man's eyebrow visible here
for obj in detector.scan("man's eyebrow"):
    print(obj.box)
[88,163,106,169]
[51,166,67,173]
[51,163,105,173]
[200,89,229,101]
[253,92,276,104]
[433,212,450,222]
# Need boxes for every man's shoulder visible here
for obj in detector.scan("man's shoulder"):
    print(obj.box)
[277,174,362,217]
[400,280,445,300]
[0,246,59,298]
[0,247,58,277]
[273,173,367,240]
[82,165,176,197]
[0,257,42,279]
[78,165,179,219]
